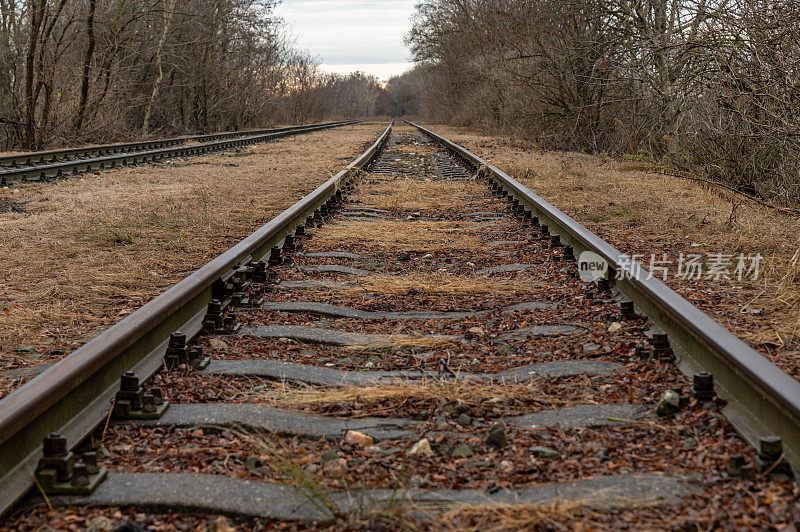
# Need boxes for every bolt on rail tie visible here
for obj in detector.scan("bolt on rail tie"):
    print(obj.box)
[406,118,800,474]
[34,433,107,496]
[0,123,392,516]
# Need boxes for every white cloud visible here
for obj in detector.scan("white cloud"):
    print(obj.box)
[276,0,416,65]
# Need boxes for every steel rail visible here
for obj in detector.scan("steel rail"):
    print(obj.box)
[0,122,392,517]
[408,120,800,469]
[185,124,340,143]
[0,139,185,168]
[0,121,356,185]
[0,121,347,168]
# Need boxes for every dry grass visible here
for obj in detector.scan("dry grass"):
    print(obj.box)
[430,124,800,365]
[228,427,342,518]
[0,122,387,368]
[345,333,458,352]
[330,272,541,297]
[436,498,658,531]
[356,177,484,211]
[260,378,560,412]
[315,219,491,251]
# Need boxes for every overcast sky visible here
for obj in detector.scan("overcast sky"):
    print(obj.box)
[274,0,417,81]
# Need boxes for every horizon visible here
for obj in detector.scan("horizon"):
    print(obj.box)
[275,0,416,82]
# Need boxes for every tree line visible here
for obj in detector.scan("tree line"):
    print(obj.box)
[391,0,800,205]
[0,0,385,150]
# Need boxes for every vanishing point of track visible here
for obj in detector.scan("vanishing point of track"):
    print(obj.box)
[0,120,798,526]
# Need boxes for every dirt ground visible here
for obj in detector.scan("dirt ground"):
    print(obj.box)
[4,126,794,530]
[426,124,800,379]
[3,125,798,531]
[0,121,387,383]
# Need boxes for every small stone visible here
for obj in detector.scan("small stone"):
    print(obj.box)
[364,361,375,368]
[367,445,401,456]
[608,322,622,333]
[530,446,559,458]
[443,399,472,415]
[324,363,335,367]
[206,517,235,532]
[519,457,539,473]
[321,450,339,462]
[208,338,228,350]
[682,437,697,450]
[584,441,606,456]
[305,463,319,474]
[344,430,374,447]
[464,459,493,469]
[483,397,506,408]
[499,460,514,471]
[457,413,473,426]
[409,474,431,488]
[486,422,508,448]
[497,345,512,355]
[408,438,434,457]
[323,457,348,476]
[452,443,475,458]
[467,326,486,337]
[582,343,601,354]
[87,516,114,532]
[656,389,682,416]
[381,447,402,455]
[422,253,433,260]
[244,456,262,470]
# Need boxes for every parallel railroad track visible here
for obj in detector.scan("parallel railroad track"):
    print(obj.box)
[0,121,798,528]
[0,121,355,185]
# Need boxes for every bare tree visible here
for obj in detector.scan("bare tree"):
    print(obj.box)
[73,0,95,132]
[141,0,176,135]
[0,0,381,151]
[401,0,800,204]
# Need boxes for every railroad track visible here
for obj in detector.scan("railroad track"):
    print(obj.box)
[1,121,798,528]
[0,121,355,186]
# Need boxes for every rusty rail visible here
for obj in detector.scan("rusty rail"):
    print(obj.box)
[408,119,800,469]
[0,121,356,185]
[0,122,392,517]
